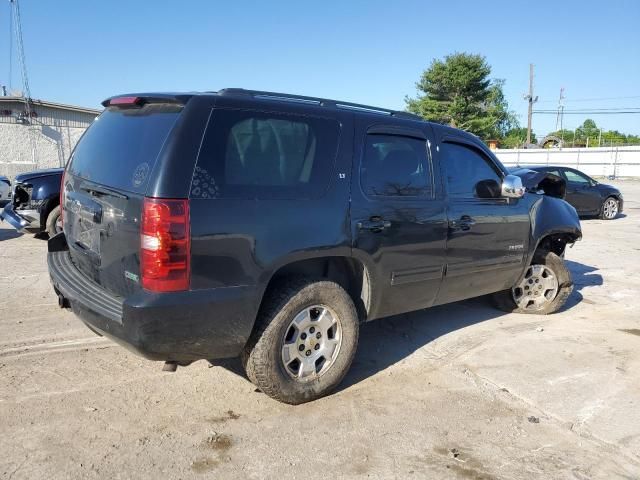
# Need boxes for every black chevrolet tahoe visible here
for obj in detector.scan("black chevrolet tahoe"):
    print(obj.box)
[48,89,582,404]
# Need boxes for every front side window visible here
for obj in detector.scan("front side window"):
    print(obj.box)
[193,109,340,199]
[360,134,431,197]
[564,169,590,184]
[440,142,501,198]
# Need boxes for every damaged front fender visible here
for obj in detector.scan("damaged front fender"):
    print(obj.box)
[0,202,34,231]
[529,194,582,261]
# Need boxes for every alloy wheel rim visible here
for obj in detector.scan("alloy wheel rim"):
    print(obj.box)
[512,264,559,311]
[280,305,342,382]
[603,198,618,219]
[55,216,63,234]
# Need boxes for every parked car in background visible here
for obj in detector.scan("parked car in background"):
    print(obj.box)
[0,168,63,236]
[509,166,623,220]
[0,175,11,206]
[48,89,582,404]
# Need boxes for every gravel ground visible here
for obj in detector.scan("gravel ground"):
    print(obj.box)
[1,181,639,479]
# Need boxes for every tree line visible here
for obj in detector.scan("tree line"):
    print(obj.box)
[405,53,640,149]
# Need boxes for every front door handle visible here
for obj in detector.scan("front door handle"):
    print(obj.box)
[357,216,391,232]
[449,215,476,231]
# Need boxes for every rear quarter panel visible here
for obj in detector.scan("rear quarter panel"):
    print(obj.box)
[188,101,355,317]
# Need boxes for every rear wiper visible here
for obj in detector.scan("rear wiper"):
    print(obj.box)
[81,185,128,199]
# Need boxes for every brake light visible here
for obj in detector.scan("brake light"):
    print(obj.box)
[141,198,190,292]
[59,170,65,229]
[108,96,143,106]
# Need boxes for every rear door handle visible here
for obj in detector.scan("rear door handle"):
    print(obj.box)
[357,216,391,232]
[449,215,476,231]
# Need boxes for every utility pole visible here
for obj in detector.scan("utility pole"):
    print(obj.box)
[524,64,538,147]
[555,87,565,147]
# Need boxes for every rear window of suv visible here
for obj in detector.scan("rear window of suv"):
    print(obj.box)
[192,108,340,199]
[68,104,182,194]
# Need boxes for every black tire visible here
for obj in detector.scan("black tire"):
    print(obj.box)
[492,250,572,315]
[242,277,359,404]
[45,206,62,237]
[599,196,619,220]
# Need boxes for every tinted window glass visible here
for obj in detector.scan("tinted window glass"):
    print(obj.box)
[440,142,501,198]
[69,104,181,194]
[193,109,340,199]
[361,134,431,197]
[564,170,590,183]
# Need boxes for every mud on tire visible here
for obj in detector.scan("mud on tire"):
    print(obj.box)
[45,206,61,237]
[242,277,359,404]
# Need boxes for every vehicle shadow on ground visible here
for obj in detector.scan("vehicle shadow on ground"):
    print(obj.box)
[211,297,507,390]
[340,260,601,391]
[340,298,505,390]
[563,260,604,309]
[581,213,627,220]
[212,260,600,392]
[0,228,23,242]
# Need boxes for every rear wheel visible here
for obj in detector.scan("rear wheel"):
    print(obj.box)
[242,277,359,404]
[492,250,572,315]
[45,206,62,237]
[600,196,619,220]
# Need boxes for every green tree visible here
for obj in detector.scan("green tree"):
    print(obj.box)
[405,53,516,140]
[501,127,536,149]
[547,119,640,147]
[575,118,599,144]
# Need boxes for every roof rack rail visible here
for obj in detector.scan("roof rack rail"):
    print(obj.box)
[217,88,423,121]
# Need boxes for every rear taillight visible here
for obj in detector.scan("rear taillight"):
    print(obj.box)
[59,170,65,229]
[141,198,190,292]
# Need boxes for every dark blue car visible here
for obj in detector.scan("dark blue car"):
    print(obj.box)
[0,167,63,236]
[510,166,623,220]
[0,175,10,206]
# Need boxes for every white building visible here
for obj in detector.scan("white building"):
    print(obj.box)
[0,97,100,178]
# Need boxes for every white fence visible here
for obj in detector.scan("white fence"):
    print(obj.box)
[494,146,640,178]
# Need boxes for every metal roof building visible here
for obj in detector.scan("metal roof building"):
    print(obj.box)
[0,97,100,178]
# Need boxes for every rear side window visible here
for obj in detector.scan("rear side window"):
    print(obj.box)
[440,142,501,198]
[360,134,431,197]
[564,169,590,184]
[193,109,340,199]
[68,104,182,194]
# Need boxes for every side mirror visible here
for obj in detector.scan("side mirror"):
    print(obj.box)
[501,174,525,198]
[475,179,501,198]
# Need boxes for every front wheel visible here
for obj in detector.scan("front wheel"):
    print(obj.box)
[492,250,573,315]
[242,277,359,404]
[600,196,619,220]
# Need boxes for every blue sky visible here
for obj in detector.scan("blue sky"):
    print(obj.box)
[3,0,639,137]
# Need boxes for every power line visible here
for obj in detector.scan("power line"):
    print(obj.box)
[535,107,640,112]
[534,111,640,115]
[536,95,640,104]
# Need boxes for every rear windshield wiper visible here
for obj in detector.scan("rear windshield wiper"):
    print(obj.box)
[81,185,129,199]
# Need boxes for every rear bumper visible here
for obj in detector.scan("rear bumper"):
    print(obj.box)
[0,203,39,231]
[47,236,258,362]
